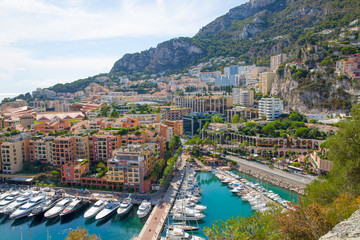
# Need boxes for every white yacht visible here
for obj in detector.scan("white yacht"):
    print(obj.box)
[44,198,71,218]
[117,197,133,216]
[60,198,85,217]
[10,194,46,219]
[172,212,205,221]
[0,195,20,210]
[29,197,61,217]
[84,200,106,219]
[137,200,151,219]
[164,227,205,240]
[95,202,119,221]
[0,192,33,214]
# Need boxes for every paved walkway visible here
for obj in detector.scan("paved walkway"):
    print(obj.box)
[134,155,186,240]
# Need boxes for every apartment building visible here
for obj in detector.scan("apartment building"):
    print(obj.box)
[174,96,233,114]
[164,108,191,121]
[215,75,242,86]
[225,107,259,122]
[119,116,140,129]
[61,159,89,185]
[34,120,71,133]
[89,134,121,163]
[1,139,29,174]
[125,113,164,124]
[74,136,89,161]
[336,54,360,79]
[107,145,157,192]
[232,88,254,107]
[29,139,53,164]
[270,53,287,71]
[52,137,76,168]
[164,120,183,136]
[260,72,276,95]
[259,98,284,121]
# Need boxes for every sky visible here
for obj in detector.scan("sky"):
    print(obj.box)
[0,0,246,94]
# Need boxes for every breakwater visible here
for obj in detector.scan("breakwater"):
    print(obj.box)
[235,165,305,194]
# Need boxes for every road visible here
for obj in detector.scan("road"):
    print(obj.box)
[224,154,314,187]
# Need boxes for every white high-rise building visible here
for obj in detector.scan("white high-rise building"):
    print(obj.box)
[232,88,254,107]
[259,98,283,121]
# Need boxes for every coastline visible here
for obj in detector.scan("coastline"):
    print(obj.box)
[234,164,306,194]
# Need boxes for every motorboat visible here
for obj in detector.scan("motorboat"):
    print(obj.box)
[0,195,20,210]
[117,197,133,216]
[137,200,151,219]
[84,200,106,219]
[0,192,33,214]
[172,212,205,221]
[28,197,61,217]
[164,227,205,240]
[60,198,86,217]
[168,223,200,232]
[44,198,71,218]
[95,202,119,221]
[10,194,47,219]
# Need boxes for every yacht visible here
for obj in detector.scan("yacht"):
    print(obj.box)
[28,197,61,217]
[10,194,47,219]
[0,192,33,214]
[84,200,106,219]
[0,195,20,210]
[95,202,119,221]
[44,198,71,218]
[172,212,205,221]
[60,198,86,218]
[117,197,133,216]
[164,227,205,240]
[137,200,151,219]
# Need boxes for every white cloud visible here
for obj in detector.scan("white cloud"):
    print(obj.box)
[0,0,244,93]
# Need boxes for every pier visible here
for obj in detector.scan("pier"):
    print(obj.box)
[133,155,187,240]
[216,168,286,209]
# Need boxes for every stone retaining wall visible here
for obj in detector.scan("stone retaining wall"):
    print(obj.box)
[235,165,305,194]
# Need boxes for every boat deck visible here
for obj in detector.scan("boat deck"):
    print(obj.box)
[216,168,285,209]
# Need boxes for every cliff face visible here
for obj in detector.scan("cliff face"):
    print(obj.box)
[110,38,205,74]
[196,0,285,38]
[271,66,355,113]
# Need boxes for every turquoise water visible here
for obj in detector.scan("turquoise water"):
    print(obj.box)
[232,170,300,204]
[0,205,144,240]
[0,172,300,239]
[185,171,301,237]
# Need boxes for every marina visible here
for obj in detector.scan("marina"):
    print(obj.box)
[0,164,300,240]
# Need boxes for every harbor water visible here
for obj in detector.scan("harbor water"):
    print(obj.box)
[191,171,300,238]
[0,171,300,239]
[0,205,143,240]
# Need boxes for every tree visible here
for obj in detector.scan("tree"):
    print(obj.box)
[295,127,309,138]
[305,104,360,204]
[341,46,357,55]
[169,135,181,152]
[211,114,224,123]
[263,124,275,136]
[65,227,101,240]
[110,109,119,118]
[232,114,240,124]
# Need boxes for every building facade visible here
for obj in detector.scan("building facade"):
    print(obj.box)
[174,96,233,114]
[232,88,254,107]
[270,53,287,71]
[260,72,276,95]
[259,98,284,121]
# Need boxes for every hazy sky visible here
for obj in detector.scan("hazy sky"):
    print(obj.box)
[0,0,246,94]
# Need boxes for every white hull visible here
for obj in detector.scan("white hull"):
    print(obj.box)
[117,204,133,216]
[84,201,106,219]
[95,208,118,220]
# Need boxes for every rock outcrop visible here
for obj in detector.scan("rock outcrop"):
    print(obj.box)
[320,209,360,240]
[110,38,205,74]
[196,0,286,38]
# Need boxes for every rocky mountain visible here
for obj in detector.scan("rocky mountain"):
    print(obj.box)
[110,38,205,74]
[110,0,360,75]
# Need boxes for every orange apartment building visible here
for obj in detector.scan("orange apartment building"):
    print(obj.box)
[52,137,76,168]
[34,120,71,133]
[89,134,121,163]
[61,159,89,185]
[164,120,183,136]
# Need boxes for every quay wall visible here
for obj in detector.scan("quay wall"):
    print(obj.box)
[234,165,305,194]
